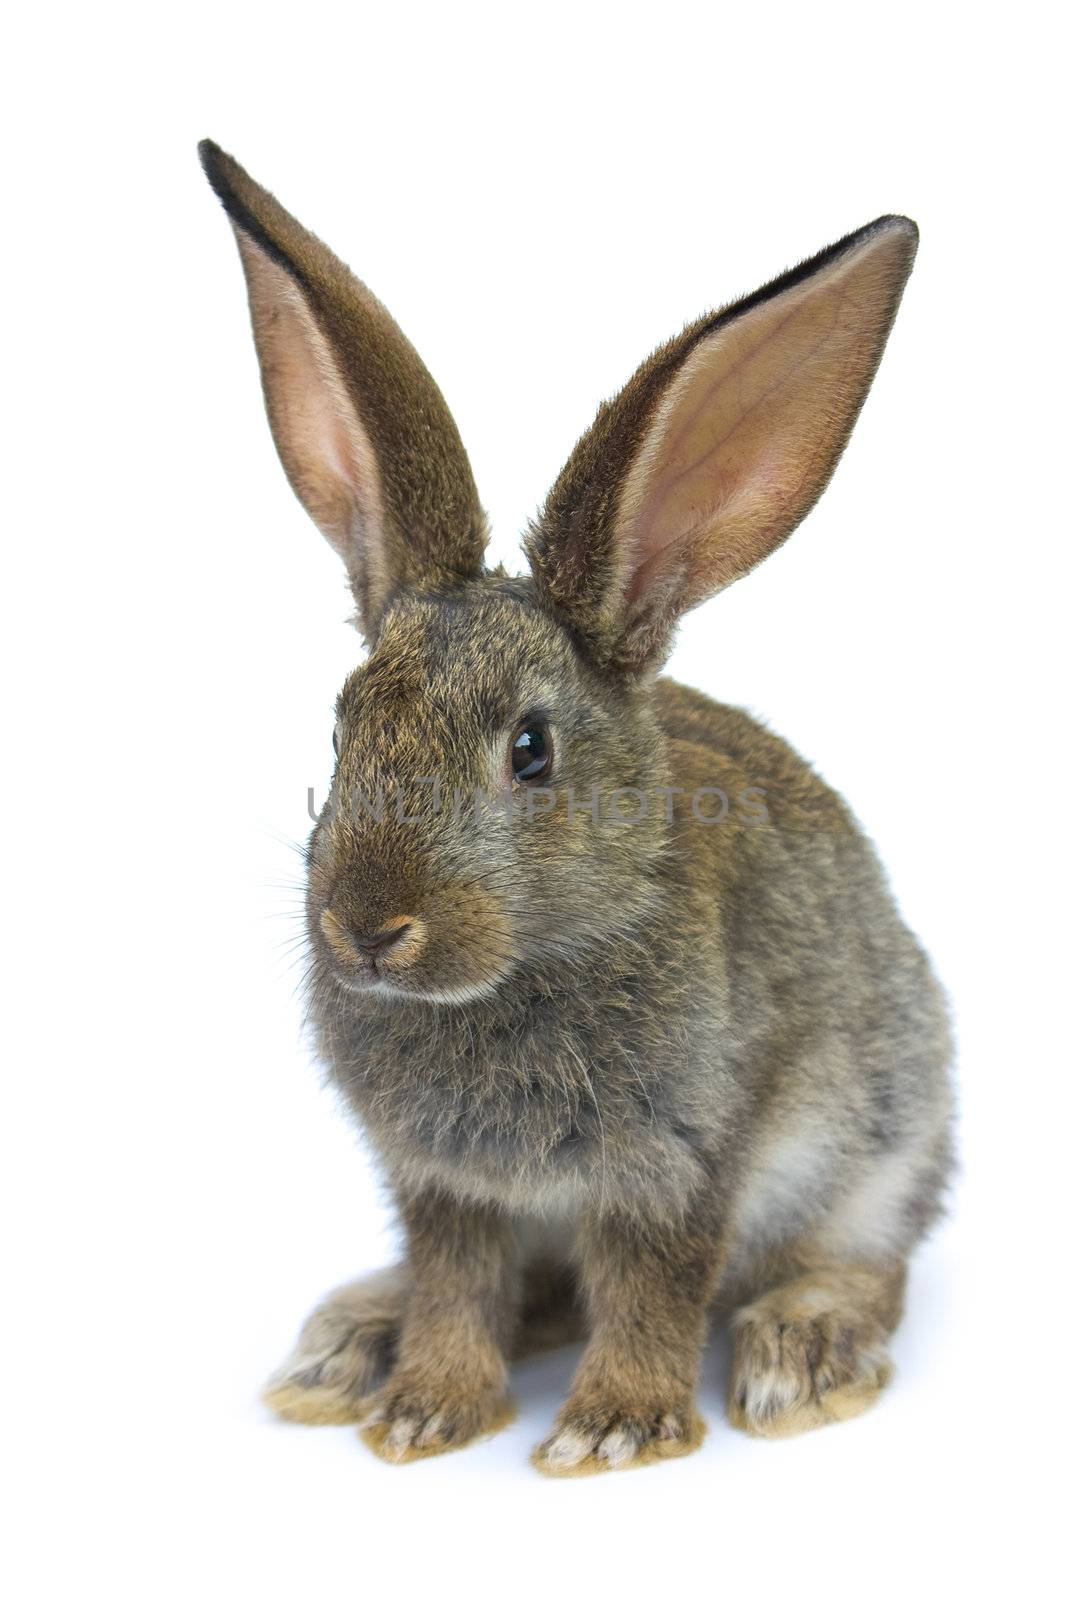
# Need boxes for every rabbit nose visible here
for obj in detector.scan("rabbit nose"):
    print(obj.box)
[353,921,413,958]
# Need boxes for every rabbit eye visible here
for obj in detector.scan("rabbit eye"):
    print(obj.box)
[511,722,553,782]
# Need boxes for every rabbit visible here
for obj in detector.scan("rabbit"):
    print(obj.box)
[200,139,953,1474]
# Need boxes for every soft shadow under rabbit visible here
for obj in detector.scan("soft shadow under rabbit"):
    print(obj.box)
[201,141,953,1474]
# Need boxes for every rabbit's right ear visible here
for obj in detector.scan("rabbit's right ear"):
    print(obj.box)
[199,142,487,637]
[525,217,918,677]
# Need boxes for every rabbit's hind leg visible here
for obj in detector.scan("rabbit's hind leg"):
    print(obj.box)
[727,1262,905,1439]
[263,1257,583,1425]
[263,1266,408,1424]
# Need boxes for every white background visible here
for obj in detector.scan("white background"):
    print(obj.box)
[4,3,1063,1595]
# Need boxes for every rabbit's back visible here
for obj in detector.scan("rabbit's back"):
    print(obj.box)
[656,678,954,1288]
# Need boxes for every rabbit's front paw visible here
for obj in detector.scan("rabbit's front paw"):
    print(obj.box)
[360,1372,514,1463]
[533,1398,705,1477]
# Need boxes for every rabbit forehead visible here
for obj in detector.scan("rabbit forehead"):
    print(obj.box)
[338,582,575,734]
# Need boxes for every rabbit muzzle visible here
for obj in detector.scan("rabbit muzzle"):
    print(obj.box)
[311,843,518,1004]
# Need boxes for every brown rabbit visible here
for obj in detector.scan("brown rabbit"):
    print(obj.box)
[201,141,953,1474]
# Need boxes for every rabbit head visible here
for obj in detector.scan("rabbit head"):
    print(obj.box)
[201,142,916,1004]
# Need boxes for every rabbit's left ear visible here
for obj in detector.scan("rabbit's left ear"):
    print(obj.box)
[199,141,487,638]
[525,217,918,676]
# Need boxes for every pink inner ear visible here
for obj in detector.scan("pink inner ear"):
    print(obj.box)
[615,227,913,612]
[236,234,387,585]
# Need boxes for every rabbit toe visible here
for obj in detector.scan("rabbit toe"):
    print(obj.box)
[360,1375,514,1463]
[533,1402,704,1477]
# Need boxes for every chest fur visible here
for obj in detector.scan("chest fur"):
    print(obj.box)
[317,979,725,1220]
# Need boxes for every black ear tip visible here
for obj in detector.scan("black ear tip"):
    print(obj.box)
[198,139,244,209]
[197,141,303,281]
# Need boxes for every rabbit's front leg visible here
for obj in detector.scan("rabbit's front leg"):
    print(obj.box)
[360,1187,519,1462]
[533,1200,720,1476]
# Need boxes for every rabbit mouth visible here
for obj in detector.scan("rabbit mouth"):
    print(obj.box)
[329,962,513,1007]
[332,967,511,1006]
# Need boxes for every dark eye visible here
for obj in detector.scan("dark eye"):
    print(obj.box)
[511,721,553,782]
[332,727,340,757]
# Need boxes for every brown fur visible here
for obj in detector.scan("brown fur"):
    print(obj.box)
[202,143,953,1473]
